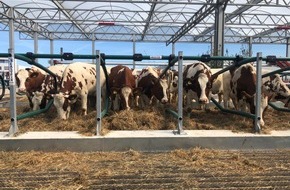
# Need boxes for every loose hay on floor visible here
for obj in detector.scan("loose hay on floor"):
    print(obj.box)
[0,148,290,189]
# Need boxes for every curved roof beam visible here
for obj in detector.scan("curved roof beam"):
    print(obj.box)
[51,0,91,40]
[193,0,263,41]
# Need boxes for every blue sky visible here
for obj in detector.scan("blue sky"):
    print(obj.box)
[0,31,288,68]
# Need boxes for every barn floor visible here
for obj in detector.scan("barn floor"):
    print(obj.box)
[1,148,290,189]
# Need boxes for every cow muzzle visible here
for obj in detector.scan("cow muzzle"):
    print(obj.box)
[161,98,168,104]
[199,97,209,104]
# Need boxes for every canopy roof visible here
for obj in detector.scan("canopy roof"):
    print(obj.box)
[0,0,290,44]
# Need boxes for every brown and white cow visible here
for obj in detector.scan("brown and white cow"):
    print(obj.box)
[231,63,290,128]
[136,66,168,108]
[31,64,67,110]
[53,62,107,120]
[183,62,213,110]
[16,67,47,108]
[108,65,136,111]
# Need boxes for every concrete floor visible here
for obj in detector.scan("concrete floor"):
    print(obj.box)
[1,130,290,152]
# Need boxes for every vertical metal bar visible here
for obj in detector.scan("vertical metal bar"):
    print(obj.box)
[172,43,175,54]
[34,23,38,63]
[96,50,101,136]
[214,0,225,57]
[255,52,262,133]
[286,37,290,57]
[132,34,136,69]
[177,51,184,134]
[248,37,253,57]
[50,33,53,65]
[8,7,18,136]
[92,35,95,63]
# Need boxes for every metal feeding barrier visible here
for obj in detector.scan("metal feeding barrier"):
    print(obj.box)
[0,51,289,136]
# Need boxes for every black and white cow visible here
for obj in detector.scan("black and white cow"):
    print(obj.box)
[183,62,213,110]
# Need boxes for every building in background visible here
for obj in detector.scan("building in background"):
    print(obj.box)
[0,58,19,81]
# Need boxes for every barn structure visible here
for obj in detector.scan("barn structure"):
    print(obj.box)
[1,1,290,189]
[0,0,290,148]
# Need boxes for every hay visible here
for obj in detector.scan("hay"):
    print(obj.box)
[1,148,289,189]
[0,96,289,135]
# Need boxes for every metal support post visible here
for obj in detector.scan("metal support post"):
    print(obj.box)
[8,48,18,136]
[8,7,18,136]
[49,33,54,65]
[177,51,184,135]
[255,52,262,133]
[92,35,95,63]
[133,34,136,69]
[96,50,101,136]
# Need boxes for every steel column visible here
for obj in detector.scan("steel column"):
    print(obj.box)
[34,23,38,63]
[248,37,253,57]
[286,37,290,57]
[49,33,54,65]
[92,35,95,63]
[255,52,262,133]
[96,50,101,136]
[133,34,136,69]
[8,7,18,136]
[213,0,225,57]
[177,51,184,135]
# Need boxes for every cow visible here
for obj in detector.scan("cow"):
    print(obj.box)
[135,66,169,108]
[211,72,223,105]
[52,62,107,120]
[31,64,67,110]
[270,94,290,108]
[108,65,136,111]
[165,69,179,103]
[210,70,235,109]
[183,62,213,110]
[16,66,49,109]
[230,63,290,128]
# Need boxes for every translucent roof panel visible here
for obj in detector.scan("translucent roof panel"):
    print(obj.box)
[0,0,289,44]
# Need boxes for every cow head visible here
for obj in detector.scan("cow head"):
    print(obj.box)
[53,93,78,120]
[15,68,30,94]
[242,91,269,127]
[263,74,290,97]
[16,68,46,95]
[150,78,168,104]
[184,72,212,104]
[31,91,46,110]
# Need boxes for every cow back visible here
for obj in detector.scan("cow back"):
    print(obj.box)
[59,62,104,95]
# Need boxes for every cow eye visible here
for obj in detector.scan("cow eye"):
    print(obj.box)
[26,78,30,82]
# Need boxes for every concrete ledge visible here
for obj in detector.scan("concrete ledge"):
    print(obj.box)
[1,130,290,152]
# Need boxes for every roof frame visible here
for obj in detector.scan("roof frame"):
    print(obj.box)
[0,0,290,44]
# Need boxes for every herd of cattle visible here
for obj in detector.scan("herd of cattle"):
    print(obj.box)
[15,61,290,129]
